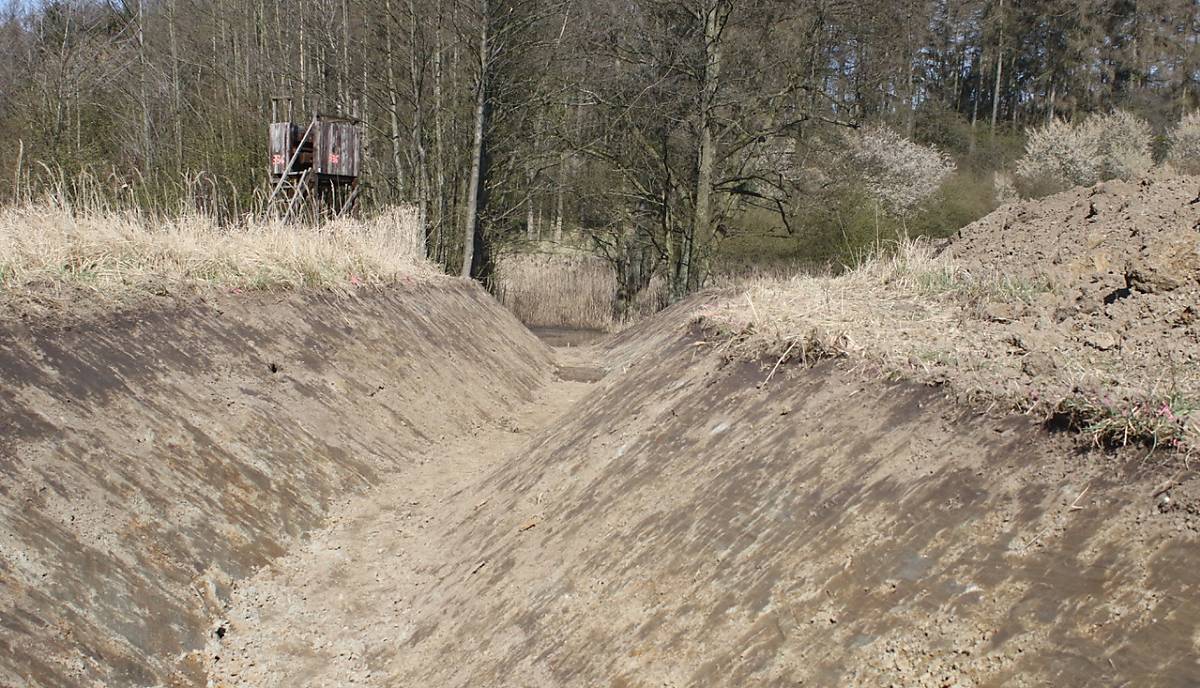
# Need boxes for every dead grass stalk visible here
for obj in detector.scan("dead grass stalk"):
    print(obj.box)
[493,252,616,330]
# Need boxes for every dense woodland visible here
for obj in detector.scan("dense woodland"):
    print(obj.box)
[1,0,1198,303]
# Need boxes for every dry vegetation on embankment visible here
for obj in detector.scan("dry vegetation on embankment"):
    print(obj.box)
[493,251,669,330]
[699,175,1200,453]
[493,252,616,330]
[0,204,430,313]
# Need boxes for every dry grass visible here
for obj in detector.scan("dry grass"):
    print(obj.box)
[697,240,1198,453]
[493,252,616,329]
[493,252,673,330]
[699,241,967,366]
[627,274,672,324]
[0,204,429,296]
[494,252,615,329]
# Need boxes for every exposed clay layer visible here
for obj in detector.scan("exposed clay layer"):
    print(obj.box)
[0,280,551,687]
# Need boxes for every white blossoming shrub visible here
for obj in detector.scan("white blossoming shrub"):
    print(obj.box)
[1167,110,1200,175]
[1016,118,1100,189]
[1015,110,1152,192]
[845,125,956,216]
[1094,110,1153,180]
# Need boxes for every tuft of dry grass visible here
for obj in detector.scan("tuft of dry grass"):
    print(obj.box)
[627,274,672,324]
[0,204,430,296]
[698,241,964,365]
[1053,393,1196,452]
[697,240,1198,453]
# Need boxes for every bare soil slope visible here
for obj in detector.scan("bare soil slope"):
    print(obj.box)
[212,326,1200,687]
[207,181,1200,687]
[6,179,1200,687]
[0,280,551,687]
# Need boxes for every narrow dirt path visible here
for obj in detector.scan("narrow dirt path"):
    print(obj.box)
[205,340,603,688]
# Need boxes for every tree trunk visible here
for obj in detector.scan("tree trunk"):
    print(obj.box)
[553,171,564,242]
[408,0,429,257]
[384,0,406,198]
[691,0,729,289]
[460,1,488,279]
[138,0,152,174]
[990,0,1004,135]
[970,46,982,155]
[432,0,447,257]
[167,0,183,172]
[1047,78,1056,123]
[526,189,535,241]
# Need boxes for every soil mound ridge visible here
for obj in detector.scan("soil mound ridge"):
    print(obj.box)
[949,175,1200,446]
[950,175,1200,373]
[697,176,1200,450]
[949,175,1199,300]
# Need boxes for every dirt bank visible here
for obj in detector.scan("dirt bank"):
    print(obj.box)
[209,320,1200,686]
[0,280,551,687]
[7,179,1200,687]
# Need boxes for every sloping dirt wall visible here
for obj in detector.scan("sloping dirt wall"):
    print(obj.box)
[0,280,551,687]
[386,328,1200,686]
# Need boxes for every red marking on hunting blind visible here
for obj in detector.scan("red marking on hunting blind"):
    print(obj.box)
[329,153,340,164]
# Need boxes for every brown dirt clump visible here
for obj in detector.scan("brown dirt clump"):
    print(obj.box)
[950,175,1200,369]
[949,174,1200,447]
[948,175,1199,298]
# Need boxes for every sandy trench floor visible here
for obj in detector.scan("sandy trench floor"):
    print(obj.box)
[205,339,601,688]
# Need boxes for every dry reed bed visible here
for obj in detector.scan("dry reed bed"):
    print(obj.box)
[697,242,1199,453]
[493,252,673,331]
[0,204,429,297]
[493,252,617,330]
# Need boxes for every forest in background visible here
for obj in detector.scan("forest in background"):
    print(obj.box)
[1,0,1198,308]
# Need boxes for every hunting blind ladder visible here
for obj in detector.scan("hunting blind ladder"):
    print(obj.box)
[264,97,363,222]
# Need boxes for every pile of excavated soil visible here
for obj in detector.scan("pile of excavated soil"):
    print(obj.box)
[949,175,1200,443]
[949,176,1199,301]
[950,175,1200,370]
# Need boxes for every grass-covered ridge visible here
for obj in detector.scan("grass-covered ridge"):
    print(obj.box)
[0,204,429,295]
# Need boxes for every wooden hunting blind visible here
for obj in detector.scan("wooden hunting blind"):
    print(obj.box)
[264,97,362,222]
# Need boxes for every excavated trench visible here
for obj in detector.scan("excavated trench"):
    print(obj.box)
[2,282,1199,687]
